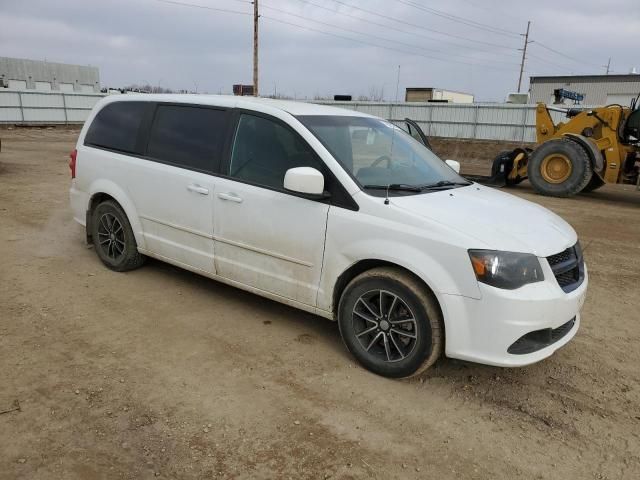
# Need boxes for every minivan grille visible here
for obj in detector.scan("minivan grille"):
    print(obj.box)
[547,243,584,293]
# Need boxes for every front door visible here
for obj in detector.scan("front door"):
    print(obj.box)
[404,118,432,150]
[213,112,329,306]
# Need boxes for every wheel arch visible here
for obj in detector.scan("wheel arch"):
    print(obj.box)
[562,133,605,174]
[86,180,145,249]
[332,259,444,326]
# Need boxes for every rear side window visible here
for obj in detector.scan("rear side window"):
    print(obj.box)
[85,102,146,153]
[146,105,227,173]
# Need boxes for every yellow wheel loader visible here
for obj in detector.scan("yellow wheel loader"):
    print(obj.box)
[463,98,640,197]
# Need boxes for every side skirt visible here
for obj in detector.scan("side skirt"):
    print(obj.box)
[137,248,335,321]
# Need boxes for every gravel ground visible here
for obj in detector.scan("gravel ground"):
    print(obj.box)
[1,127,639,480]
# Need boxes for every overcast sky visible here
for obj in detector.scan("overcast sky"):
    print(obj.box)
[1,0,638,101]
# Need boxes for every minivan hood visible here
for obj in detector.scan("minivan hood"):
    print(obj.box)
[390,184,577,257]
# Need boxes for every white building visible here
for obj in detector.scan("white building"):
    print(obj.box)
[405,87,474,104]
[0,57,100,93]
[529,74,640,106]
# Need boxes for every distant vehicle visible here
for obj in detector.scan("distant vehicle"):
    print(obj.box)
[69,95,587,377]
[506,92,529,104]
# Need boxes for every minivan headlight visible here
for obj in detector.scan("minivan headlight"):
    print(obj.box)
[468,250,544,290]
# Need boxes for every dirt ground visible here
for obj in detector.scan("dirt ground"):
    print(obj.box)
[1,127,639,480]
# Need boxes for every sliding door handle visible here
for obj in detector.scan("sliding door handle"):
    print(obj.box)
[217,192,243,203]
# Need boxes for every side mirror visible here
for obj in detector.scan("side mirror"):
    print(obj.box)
[445,159,461,174]
[284,167,325,196]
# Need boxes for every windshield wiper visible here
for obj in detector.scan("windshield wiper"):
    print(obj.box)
[418,180,472,190]
[362,183,423,192]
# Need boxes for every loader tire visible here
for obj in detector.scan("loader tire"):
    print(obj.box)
[528,139,593,197]
[581,174,606,193]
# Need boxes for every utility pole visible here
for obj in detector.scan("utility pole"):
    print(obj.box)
[517,21,531,93]
[605,57,611,75]
[253,0,259,96]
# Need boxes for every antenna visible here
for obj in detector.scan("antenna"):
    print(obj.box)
[384,64,401,205]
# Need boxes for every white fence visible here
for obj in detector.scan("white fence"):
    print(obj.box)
[0,91,579,143]
[315,101,582,143]
[0,90,104,124]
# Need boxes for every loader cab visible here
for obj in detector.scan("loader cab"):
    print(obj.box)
[623,108,640,144]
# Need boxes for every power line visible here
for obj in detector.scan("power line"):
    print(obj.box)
[532,41,604,70]
[526,52,590,75]
[260,2,520,67]
[393,0,521,38]
[157,0,520,70]
[155,0,251,15]
[457,0,525,23]
[260,14,516,72]
[452,0,613,75]
[295,0,520,51]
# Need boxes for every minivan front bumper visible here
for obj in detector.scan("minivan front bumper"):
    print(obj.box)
[438,266,587,367]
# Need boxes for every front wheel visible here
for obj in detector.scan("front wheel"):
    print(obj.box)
[337,267,443,378]
[528,139,593,197]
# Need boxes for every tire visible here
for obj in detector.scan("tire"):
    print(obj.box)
[337,267,443,378]
[91,200,145,272]
[581,174,606,193]
[493,148,528,187]
[528,138,593,197]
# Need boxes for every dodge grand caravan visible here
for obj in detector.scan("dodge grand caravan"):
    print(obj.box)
[69,95,588,378]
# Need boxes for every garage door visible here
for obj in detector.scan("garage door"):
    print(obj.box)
[606,93,636,106]
[8,79,27,90]
[35,81,52,91]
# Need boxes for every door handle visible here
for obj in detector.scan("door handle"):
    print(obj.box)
[187,184,209,195]
[217,192,243,203]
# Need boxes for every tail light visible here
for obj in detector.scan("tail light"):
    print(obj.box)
[69,148,77,179]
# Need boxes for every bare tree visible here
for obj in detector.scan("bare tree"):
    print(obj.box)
[368,85,385,102]
[123,84,175,94]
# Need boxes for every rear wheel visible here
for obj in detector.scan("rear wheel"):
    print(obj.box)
[337,267,443,378]
[91,200,145,272]
[528,139,593,197]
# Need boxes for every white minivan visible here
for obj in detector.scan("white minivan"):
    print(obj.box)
[70,95,588,378]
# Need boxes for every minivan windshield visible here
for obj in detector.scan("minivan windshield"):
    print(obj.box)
[297,115,470,194]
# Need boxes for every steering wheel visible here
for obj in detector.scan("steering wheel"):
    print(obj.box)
[371,155,392,168]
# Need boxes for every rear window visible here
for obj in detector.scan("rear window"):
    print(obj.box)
[84,101,147,153]
[146,105,227,173]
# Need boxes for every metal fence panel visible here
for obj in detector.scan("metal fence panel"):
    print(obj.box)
[0,107,22,122]
[64,94,103,109]
[0,91,21,107]
[0,93,593,142]
[21,92,64,108]
[0,90,104,124]
[23,108,66,122]
[314,101,596,143]
[66,108,93,122]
